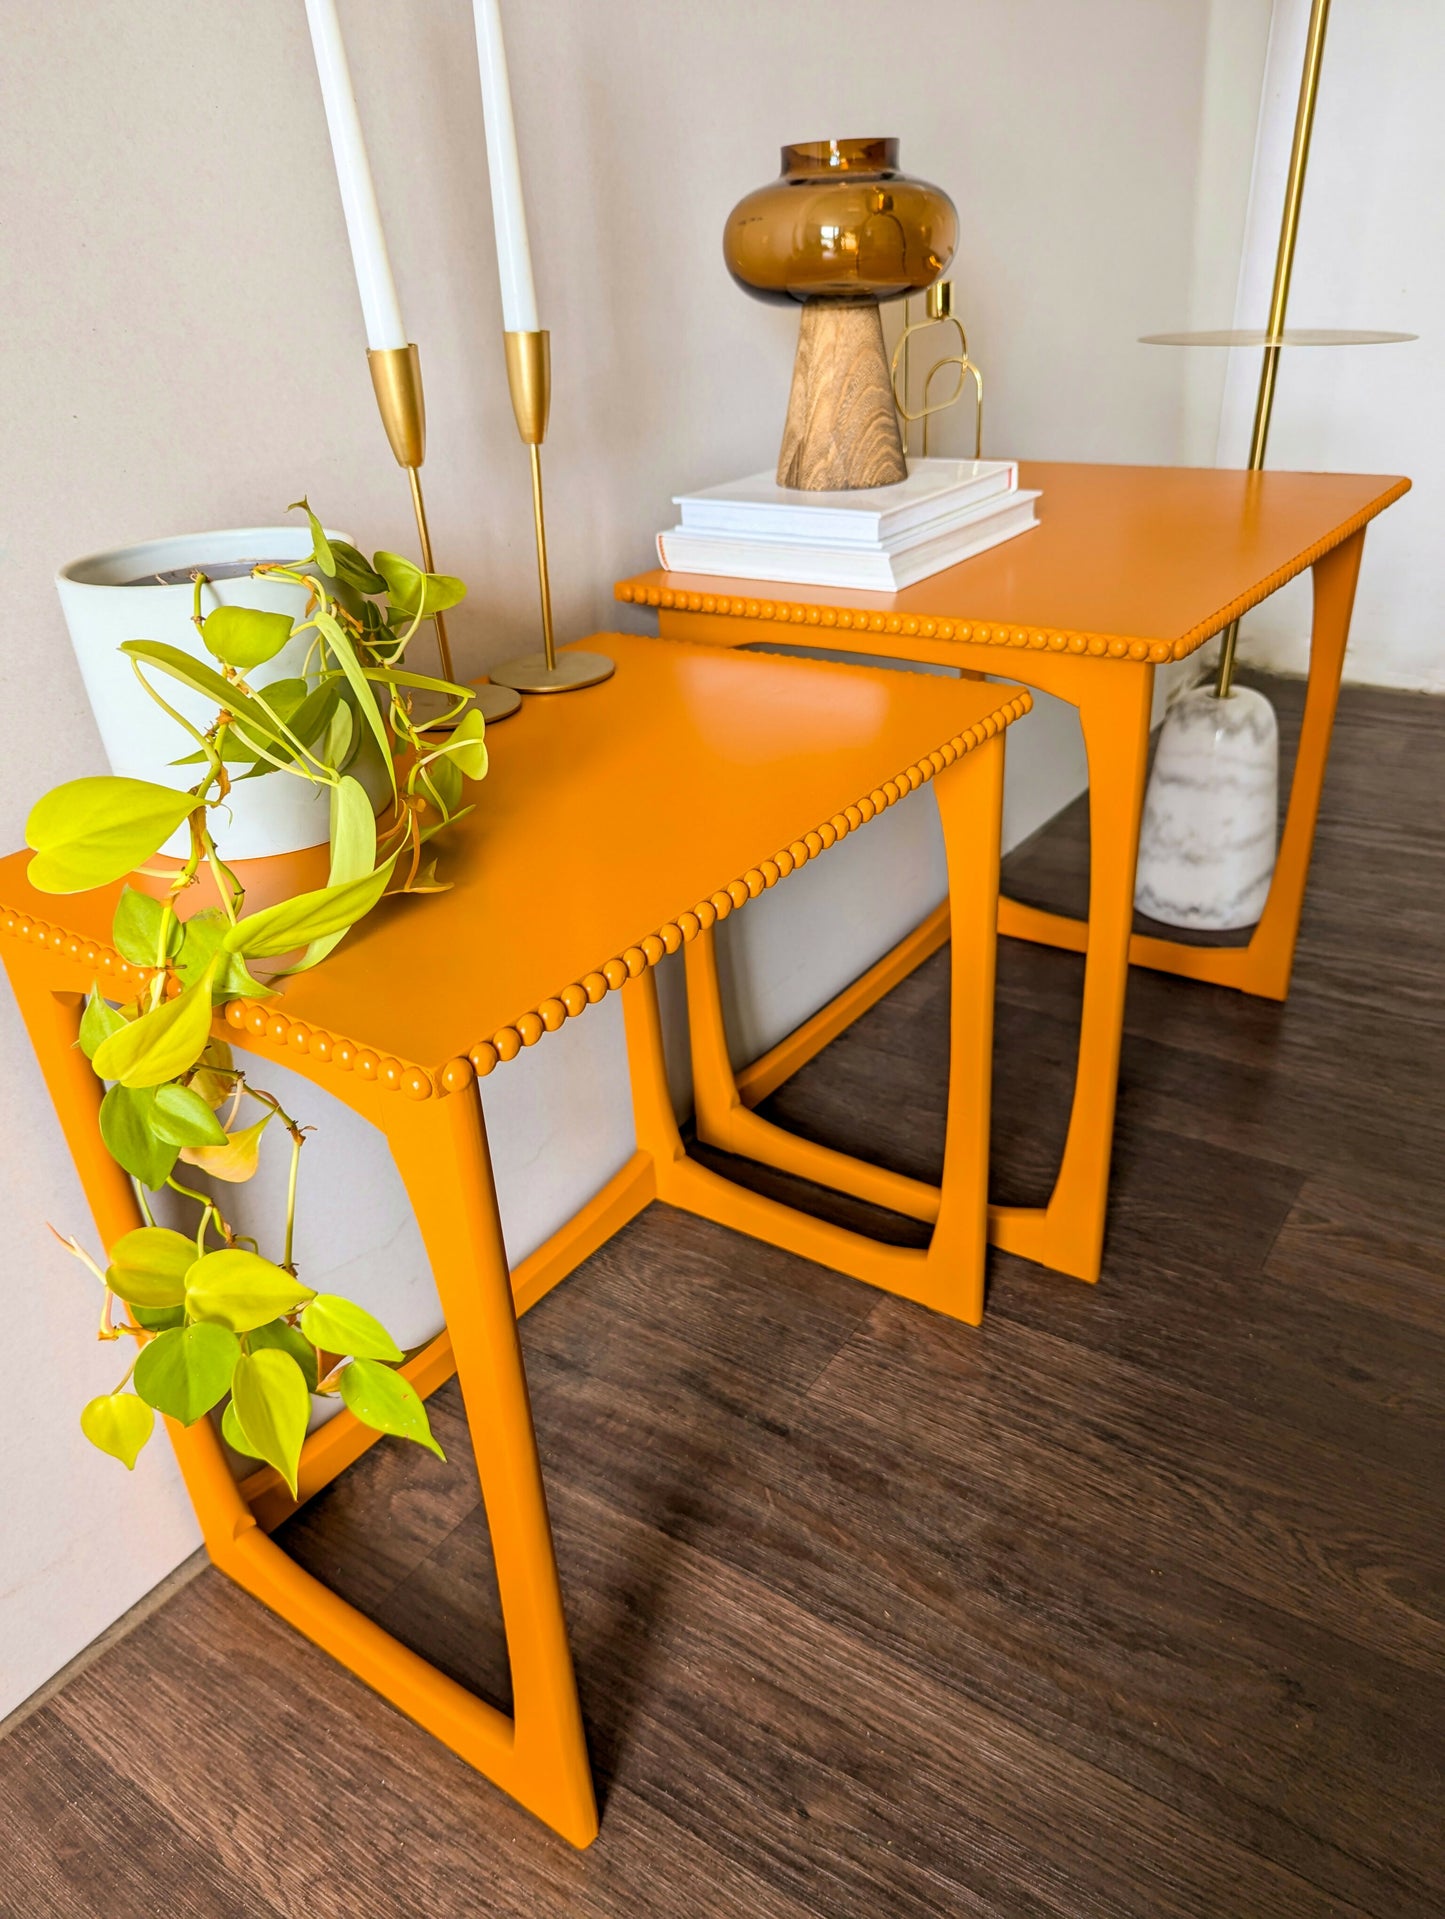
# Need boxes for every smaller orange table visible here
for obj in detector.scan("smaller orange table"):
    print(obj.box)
[617,462,1410,1285]
[1,633,1027,1846]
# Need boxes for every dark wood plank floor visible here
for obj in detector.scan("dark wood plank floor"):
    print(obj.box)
[3,675,1441,1918]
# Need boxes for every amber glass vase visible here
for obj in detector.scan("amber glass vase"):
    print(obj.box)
[723,139,957,491]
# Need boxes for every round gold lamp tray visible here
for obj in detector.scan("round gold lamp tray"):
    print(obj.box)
[1140,328,1416,346]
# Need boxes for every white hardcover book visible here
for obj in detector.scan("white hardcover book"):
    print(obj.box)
[674,457,1019,548]
[657,491,1040,592]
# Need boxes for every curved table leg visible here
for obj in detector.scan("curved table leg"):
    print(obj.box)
[631,738,1003,1324]
[989,660,1153,1281]
[2,937,597,1848]
[998,529,1368,999]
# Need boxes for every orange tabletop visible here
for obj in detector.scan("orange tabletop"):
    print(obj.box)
[2,629,1028,1846]
[0,631,1029,1093]
[614,462,1412,1295]
[616,461,1409,662]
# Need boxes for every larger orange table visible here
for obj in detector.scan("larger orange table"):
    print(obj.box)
[1,632,1028,1846]
[617,462,1410,1285]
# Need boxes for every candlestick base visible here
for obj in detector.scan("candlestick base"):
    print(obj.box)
[488,649,615,694]
[410,681,523,731]
[474,681,524,720]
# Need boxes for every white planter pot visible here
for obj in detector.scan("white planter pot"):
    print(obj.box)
[57,527,345,861]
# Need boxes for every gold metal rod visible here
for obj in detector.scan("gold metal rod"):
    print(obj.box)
[900,298,912,458]
[527,442,556,673]
[1218,0,1331,697]
[404,463,456,684]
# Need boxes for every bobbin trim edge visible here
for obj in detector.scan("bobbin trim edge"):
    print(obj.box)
[615,478,1410,664]
[1,691,1030,1103]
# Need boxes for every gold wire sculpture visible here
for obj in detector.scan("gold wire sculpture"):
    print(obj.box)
[890,281,983,458]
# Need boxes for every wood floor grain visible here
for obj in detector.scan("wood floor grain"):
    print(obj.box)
[1,675,1441,1917]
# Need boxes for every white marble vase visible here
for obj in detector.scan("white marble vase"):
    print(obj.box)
[1134,684,1279,931]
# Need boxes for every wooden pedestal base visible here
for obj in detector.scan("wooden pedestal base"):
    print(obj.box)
[778,302,907,491]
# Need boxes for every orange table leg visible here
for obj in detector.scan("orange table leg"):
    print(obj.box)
[626,737,1003,1324]
[989,658,1153,1281]
[657,639,1151,1287]
[998,528,1368,1001]
[3,938,597,1848]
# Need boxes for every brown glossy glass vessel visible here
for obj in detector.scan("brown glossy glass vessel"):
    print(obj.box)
[724,139,957,490]
[724,138,957,307]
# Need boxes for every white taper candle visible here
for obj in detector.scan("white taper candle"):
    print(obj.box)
[303,0,407,351]
[471,0,541,332]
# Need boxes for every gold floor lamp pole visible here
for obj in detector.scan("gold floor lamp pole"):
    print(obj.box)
[1214,0,1330,699]
[1139,0,1411,696]
[487,331,613,695]
[367,343,521,723]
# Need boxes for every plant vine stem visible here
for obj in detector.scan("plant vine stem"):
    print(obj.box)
[110,1352,139,1394]
[283,1128,302,1271]
[166,1174,234,1245]
[199,821,242,924]
[244,681,337,784]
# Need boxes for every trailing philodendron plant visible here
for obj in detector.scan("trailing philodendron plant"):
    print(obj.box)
[28,502,490,1492]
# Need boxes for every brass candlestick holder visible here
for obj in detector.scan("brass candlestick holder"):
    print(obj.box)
[890,280,984,459]
[367,343,521,723]
[487,331,613,695]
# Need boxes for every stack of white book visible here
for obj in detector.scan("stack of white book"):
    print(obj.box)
[657,458,1039,592]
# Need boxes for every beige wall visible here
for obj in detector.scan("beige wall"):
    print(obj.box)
[0,0,1270,1716]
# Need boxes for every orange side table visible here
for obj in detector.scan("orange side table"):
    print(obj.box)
[1,632,1027,1846]
[617,461,1410,1286]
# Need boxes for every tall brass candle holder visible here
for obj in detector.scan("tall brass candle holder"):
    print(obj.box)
[367,343,521,723]
[487,331,613,694]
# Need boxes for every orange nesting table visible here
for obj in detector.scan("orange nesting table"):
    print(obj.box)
[1,632,1028,1846]
[617,461,1410,1285]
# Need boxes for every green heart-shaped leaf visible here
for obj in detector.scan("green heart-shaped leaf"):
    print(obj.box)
[287,776,378,975]
[223,859,394,961]
[79,987,125,1061]
[328,539,387,596]
[313,611,395,798]
[132,1303,185,1331]
[172,911,276,1001]
[373,551,466,616]
[421,752,463,818]
[338,1358,443,1458]
[26,777,197,894]
[105,1225,194,1307]
[80,1393,155,1469]
[112,887,183,967]
[184,1247,313,1334]
[98,1083,179,1190]
[201,605,295,671]
[179,1111,271,1183]
[150,1082,229,1148]
[433,708,489,782]
[91,960,218,1089]
[133,1322,239,1424]
[249,1318,320,1392]
[299,1293,404,1363]
[229,1348,312,1495]
[221,1396,260,1459]
[289,497,334,576]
